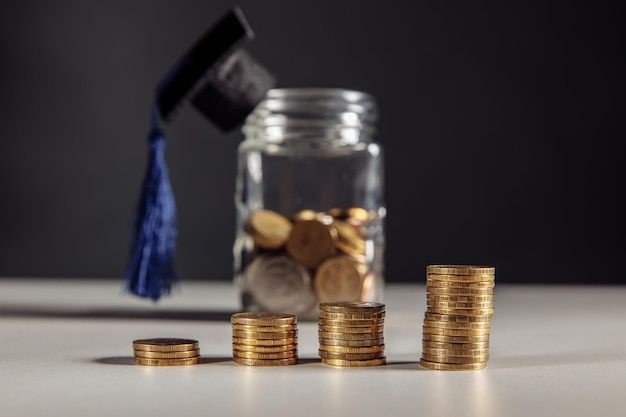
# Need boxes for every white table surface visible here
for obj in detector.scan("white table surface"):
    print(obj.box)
[1,279,625,417]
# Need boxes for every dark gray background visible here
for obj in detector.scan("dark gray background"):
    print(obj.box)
[1,1,624,284]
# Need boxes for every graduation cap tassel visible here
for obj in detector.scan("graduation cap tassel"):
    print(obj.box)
[125,103,177,300]
[124,6,275,300]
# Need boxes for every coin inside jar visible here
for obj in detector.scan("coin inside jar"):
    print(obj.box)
[286,219,337,268]
[314,257,365,302]
[333,220,367,257]
[248,210,292,249]
[244,255,314,312]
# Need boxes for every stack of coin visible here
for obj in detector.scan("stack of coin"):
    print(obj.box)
[231,312,298,366]
[318,302,386,367]
[132,338,201,366]
[420,265,495,371]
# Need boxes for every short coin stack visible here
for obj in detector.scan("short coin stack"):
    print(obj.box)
[420,265,495,371]
[318,302,386,367]
[132,338,201,366]
[231,312,298,366]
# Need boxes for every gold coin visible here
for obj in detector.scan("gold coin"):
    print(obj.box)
[319,338,384,347]
[421,353,489,364]
[318,350,385,360]
[233,357,298,366]
[318,331,384,340]
[426,287,494,295]
[420,359,487,371]
[314,257,365,302]
[426,265,495,275]
[319,344,386,353]
[333,220,367,257]
[249,210,292,249]
[292,210,324,222]
[423,319,491,330]
[422,326,491,336]
[327,207,371,223]
[422,340,490,350]
[231,324,298,332]
[424,312,492,322]
[132,338,199,352]
[321,357,386,367]
[427,274,494,283]
[423,333,489,343]
[233,350,298,360]
[134,349,200,359]
[426,294,493,303]
[422,347,490,357]
[231,313,297,326]
[427,300,495,309]
[232,330,298,339]
[427,307,495,315]
[319,318,385,327]
[318,324,385,334]
[286,219,337,268]
[319,311,385,320]
[426,280,495,289]
[319,302,385,313]
[232,343,298,353]
[232,337,298,346]
[134,357,201,366]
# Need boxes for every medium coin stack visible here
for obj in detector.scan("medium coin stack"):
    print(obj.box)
[420,265,495,371]
[318,302,386,367]
[231,312,298,366]
[132,338,201,366]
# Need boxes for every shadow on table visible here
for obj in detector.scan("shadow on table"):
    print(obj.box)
[93,357,233,366]
[0,305,235,321]
[489,351,626,370]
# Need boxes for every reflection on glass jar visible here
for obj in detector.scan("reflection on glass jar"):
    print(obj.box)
[233,89,385,319]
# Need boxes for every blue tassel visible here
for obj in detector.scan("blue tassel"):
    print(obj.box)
[124,104,177,300]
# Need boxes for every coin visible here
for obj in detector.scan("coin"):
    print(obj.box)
[231,313,297,326]
[319,344,386,353]
[232,337,298,346]
[319,324,385,334]
[426,265,495,275]
[231,324,298,332]
[423,319,491,330]
[327,207,371,223]
[422,326,491,336]
[422,340,489,350]
[422,333,490,343]
[427,307,495,315]
[233,357,298,366]
[424,312,492,322]
[314,257,366,302]
[233,350,298,360]
[249,210,292,249]
[134,349,200,359]
[319,318,384,327]
[419,359,487,371]
[421,353,489,364]
[244,255,314,311]
[427,300,495,309]
[319,338,384,347]
[319,302,385,313]
[426,294,494,303]
[232,343,298,353]
[426,287,494,295]
[427,273,494,283]
[333,220,367,257]
[426,280,495,289]
[232,330,298,339]
[286,219,337,268]
[422,347,490,357]
[132,338,199,352]
[134,357,201,366]
[318,331,384,340]
[292,210,322,222]
[319,311,385,320]
[321,357,386,367]
[318,350,385,360]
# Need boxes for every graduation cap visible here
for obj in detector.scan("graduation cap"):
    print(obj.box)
[125,7,275,300]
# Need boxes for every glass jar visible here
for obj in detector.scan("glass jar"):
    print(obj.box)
[233,88,385,319]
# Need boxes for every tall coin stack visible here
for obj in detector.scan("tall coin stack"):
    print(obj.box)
[132,338,201,366]
[420,265,495,371]
[318,302,386,367]
[231,312,298,366]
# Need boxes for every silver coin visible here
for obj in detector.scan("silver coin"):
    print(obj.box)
[244,255,315,312]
